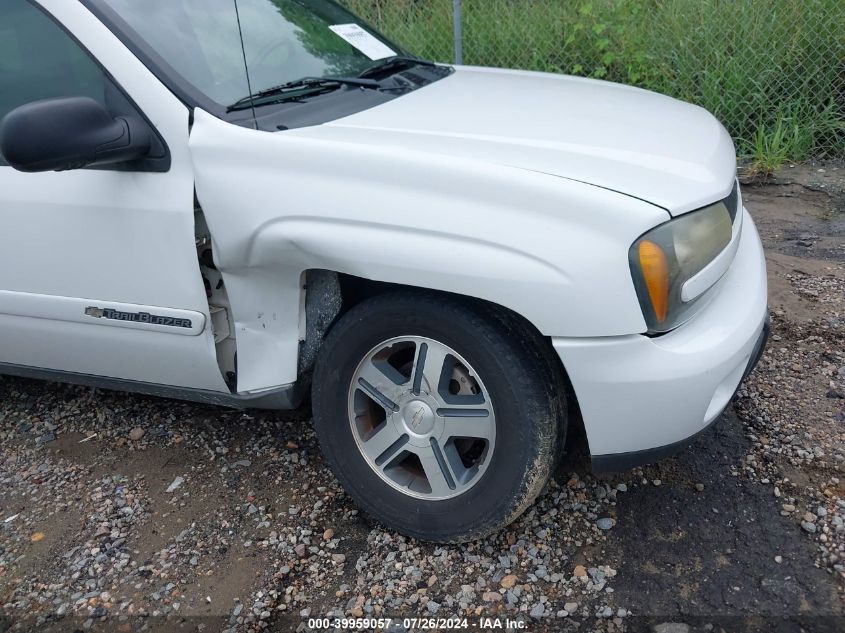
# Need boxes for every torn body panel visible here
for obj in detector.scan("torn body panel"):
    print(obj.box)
[189,109,666,392]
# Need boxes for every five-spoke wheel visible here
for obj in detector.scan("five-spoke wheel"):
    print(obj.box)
[313,291,564,542]
[349,336,496,500]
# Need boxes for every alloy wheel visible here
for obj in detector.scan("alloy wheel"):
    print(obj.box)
[347,336,496,500]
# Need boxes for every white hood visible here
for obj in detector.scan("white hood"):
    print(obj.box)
[296,66,737,216]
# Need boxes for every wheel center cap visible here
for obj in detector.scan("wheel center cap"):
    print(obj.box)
[401,399,435,435]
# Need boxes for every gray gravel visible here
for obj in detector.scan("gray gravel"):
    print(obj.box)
[0,382,629,632]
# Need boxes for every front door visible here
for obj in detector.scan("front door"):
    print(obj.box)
[0,0,228,392]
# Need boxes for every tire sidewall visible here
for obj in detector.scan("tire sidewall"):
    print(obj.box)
[313,296,555,540]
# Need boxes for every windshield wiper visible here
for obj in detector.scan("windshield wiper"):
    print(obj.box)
[228,76,381,112]
[359,55,436,80]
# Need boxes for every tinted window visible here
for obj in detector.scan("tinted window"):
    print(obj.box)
[0,0,108,123]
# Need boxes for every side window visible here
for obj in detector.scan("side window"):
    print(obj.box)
[0,0,108,123]
[0,0,169,171]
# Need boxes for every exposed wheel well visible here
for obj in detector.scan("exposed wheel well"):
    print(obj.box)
[305,270,589,465]
[335,272,403,316]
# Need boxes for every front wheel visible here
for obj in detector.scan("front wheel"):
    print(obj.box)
[312,292,565,542]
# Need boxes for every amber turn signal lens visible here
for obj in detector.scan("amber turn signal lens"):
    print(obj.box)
[638,240,670,323]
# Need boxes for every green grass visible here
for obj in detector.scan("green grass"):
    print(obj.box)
[745,99,845,177]
[343,0,845,167]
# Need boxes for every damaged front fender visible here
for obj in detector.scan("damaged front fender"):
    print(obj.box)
[189,109,661,391]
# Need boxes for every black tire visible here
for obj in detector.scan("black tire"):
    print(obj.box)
[312,291,566,542]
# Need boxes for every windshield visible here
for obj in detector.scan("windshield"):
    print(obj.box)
[97,0,406,107]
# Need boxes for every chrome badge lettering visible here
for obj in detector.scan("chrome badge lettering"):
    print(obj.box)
[84,306,192,329]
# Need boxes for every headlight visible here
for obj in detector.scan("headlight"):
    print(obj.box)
[629,199,734,333]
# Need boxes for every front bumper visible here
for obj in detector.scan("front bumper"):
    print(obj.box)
[552,207,768,472]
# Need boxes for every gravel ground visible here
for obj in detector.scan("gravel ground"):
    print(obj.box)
[1,163,844,633]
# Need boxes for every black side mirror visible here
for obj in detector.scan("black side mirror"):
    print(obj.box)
[0,96,151,173]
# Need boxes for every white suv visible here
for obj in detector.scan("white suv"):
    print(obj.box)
[0,0,768,542]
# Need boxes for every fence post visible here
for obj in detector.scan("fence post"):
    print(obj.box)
[453,0,463,65]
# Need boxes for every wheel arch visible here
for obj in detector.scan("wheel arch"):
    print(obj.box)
[303,270,588,463]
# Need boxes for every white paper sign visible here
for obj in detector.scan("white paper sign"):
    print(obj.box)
[329,24,396,60]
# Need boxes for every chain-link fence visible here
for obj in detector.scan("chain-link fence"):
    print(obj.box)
[343,0,845,162]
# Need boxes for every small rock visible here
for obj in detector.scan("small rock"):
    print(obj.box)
[530,603,545,618]
[695,483,705,492]
[128,427,145,441]
[775,556,783,564]
[482,591,502,602]
[801,521,817,533]
[165,476,184,493]
[564,602,579,614]
[294,544,306,557]
[500,574,518,589]
[573,565,587,578]
[323,529,334,540]
[596,518,615,531]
